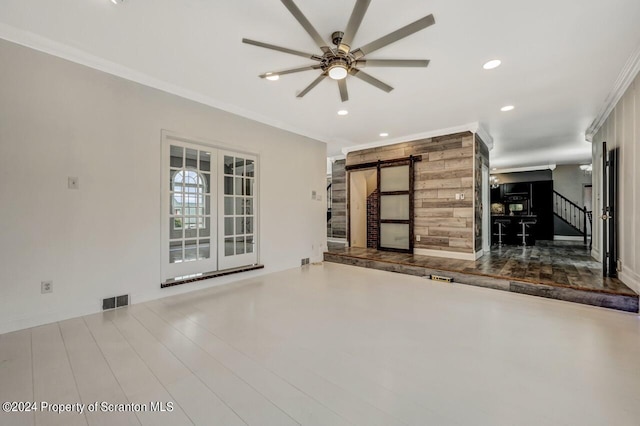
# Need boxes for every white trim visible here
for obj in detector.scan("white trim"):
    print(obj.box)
[619,267,640,294]
[414,248,481,261]
[341,122,493,155]
[475,125,495,151]
[553,235,584,242]
[586,42,640,142]
[0,24,329,145]
[491,164,556,174]
[591,248,602,262]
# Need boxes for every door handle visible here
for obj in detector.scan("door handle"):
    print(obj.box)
[601,214,610,220]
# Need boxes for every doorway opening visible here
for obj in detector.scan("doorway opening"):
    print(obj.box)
[349,169,377,249]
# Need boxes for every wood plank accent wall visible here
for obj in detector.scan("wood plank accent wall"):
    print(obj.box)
[474,135,491,251]
[330,159,347,238]
[346,132,476,254]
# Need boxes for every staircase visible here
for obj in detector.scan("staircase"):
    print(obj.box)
[553,191,592,246]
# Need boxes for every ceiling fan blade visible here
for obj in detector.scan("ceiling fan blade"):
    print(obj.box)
[349,69,393,93]
[351,14,435,59]
[338,79,349,102]
[339,0,371,54]
[281,0,330,53]
[243,38,322,61]
[297,74,327,98]
[259,64,322,79]
[355,59,430,68]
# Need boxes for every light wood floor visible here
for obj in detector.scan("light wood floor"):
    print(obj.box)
[2,263,640,426]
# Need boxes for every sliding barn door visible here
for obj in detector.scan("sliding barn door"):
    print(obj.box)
[378,162,414,253]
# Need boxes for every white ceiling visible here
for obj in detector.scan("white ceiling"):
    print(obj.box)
[1,0,639,167]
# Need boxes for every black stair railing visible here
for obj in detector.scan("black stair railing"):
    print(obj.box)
[552,190,591,245]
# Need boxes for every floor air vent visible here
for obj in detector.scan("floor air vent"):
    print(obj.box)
[102,294,130,310]
[430,274,453,283]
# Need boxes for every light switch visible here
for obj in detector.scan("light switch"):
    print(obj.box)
[455,193,461,200]
[311,190,317,200]
[68,177,79,190]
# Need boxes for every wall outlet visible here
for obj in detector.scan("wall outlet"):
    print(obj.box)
[41,280,53,294]
[617,259,622,272]
[460,193,465,200]
[68,177,79,190]
[416,235,421,242]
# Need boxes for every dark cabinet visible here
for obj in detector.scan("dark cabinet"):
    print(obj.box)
[503,182,530,196]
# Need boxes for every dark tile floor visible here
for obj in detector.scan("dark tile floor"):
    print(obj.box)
[326,241,637,296]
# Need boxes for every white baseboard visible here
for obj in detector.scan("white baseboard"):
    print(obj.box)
[414,248,479,261]
[619,267,640,294]
[591,248,602,262]
[554,235,585,242]
[0,305,99,336]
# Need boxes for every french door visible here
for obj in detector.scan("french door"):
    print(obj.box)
[162,141,217,279]
[161,135,258,281]
[218,151,258,269]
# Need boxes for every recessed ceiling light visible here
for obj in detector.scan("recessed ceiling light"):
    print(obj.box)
[492,167,497,171]
[337,110,349,116]
[110,0,124,4]
[483,59,502,70]
[501,105,515,112]
[265,73,279,81]
[379,133,389,137]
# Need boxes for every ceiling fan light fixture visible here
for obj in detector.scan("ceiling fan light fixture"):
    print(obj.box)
[328,64,348,80]
[265,73,280,81]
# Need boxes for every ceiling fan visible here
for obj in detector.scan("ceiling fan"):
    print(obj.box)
[242,0,435,102]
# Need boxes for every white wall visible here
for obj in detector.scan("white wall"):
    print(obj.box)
[592,71,640,293]
[552,165,592,207]
[0,40,327,334]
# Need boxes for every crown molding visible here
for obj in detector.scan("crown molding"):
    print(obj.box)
[474,124,494,151]
[585,42,640,142]
[0,24,331,145]
[491,164,556,174]
[341,122,493,155]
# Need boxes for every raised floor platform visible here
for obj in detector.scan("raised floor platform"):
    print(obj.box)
[324,242,639,313]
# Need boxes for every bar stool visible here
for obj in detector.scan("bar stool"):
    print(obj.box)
[518,219,537,246]
[493,218,511,246]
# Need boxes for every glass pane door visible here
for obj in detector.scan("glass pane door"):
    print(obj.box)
[162,142,217,280]
[218,151,258,269]
[378,163,413,252]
